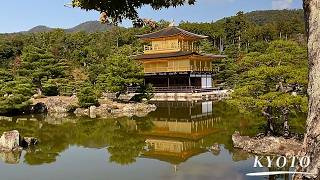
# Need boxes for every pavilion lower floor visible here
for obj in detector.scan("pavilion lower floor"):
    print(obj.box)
[143,73,214,93]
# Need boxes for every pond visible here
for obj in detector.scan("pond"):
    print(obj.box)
[0,101,306,180]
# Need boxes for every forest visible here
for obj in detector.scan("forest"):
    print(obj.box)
[0,9,308,127]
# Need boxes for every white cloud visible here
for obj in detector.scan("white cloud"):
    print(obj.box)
[272,0,293,10]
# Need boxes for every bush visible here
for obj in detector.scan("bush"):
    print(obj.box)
[0,80,34,115]
[78,86,99,108]
[66,104,78,113]
[58,84,75,96]
[130,84,154,102]
[43,84,59,96]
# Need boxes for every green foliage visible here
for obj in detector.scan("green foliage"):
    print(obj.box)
[212,58,238,88]
[19,45,69,95]
[107,122,145,165]
[0,69,14,82]
[43,83,59,96]
[130,83,155,102]
[179,10,305,54]
[78,86,99,108]
[248,41,269,53]
[105,49,143,96]
[228,40,308,135]
[72,0,195,22]
[0,78,34,114]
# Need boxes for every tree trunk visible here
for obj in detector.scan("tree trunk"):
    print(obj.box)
[294,1,320,179]
[238,32,241,50]
[219,37,223,52]
[262,107,275,135]
[282,108,290,137]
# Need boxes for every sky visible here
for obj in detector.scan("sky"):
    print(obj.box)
[0,0,303,33]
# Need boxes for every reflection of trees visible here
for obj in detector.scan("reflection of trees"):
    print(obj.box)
[131,116,154,132]
[0,116,146,166]
[107,120,146,165]
[24,150,59,165]
[0,151,21,164]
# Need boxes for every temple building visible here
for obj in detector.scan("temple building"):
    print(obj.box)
[134,26,226,92]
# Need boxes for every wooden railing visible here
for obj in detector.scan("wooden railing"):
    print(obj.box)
[127,86,221,93]
[144,43,200,54]
[144,65,211,74]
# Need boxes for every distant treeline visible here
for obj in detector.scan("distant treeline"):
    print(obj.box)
[179,9,305,55]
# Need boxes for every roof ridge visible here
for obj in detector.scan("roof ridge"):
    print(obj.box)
[176,27,208,38]
[135,26,174,37]
[136,26,208,39]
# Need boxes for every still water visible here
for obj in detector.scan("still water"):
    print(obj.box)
[0,101,305,180]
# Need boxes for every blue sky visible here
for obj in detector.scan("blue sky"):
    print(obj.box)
[0,0,302,33]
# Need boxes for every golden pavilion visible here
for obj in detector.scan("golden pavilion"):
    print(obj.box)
[134,26,226,92]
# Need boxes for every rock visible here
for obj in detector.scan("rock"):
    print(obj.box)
[0,116,13,121]
[0,131,39,152]
[232,131,302,156]
[21,137,38,148]
[31,96,156,119]
[29,102,47,114]
[89,106,97,118]
[74,99,157,118]
[32,94,43,99]
[0,151,21,164]
[32,96,79,114]
[211,143,220,151]
[210,143,221,155]
[0,130,21,151]
[44,114,77,125]
[74,108,89,117]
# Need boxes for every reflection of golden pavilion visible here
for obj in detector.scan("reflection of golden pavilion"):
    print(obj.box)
[136,101,221,165]
[143,101,221,139]
[146,139,198,153]
[142,138,205,165]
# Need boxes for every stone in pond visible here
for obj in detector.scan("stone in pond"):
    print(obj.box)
[0,151,21,164]
[0,130,21,151]
[89,106,97,118]
[21,137,38,148]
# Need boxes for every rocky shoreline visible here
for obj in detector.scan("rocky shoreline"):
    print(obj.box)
[232,131,302,156]
[32,96,157,119]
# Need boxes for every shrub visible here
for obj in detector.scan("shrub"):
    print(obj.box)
[43,84,59,96]
[78,86,99,108]
[58,84,75,96]
[130,84,154,102]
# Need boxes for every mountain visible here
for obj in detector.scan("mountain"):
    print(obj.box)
[13,9,305,34]
[28,25,54,33]
[25,21,113,33]
[245,9,304,25]
[66,21,113,33]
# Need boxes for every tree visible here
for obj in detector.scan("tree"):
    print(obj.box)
[295,1,320,179]
[71,0,195,23]
[130,83,155,102]
[107,121,145,165]
[105,49,143,97]
[229,40,308,136]
[18,45,69,95]
[78,86,99,108]
[0,78,34,115]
